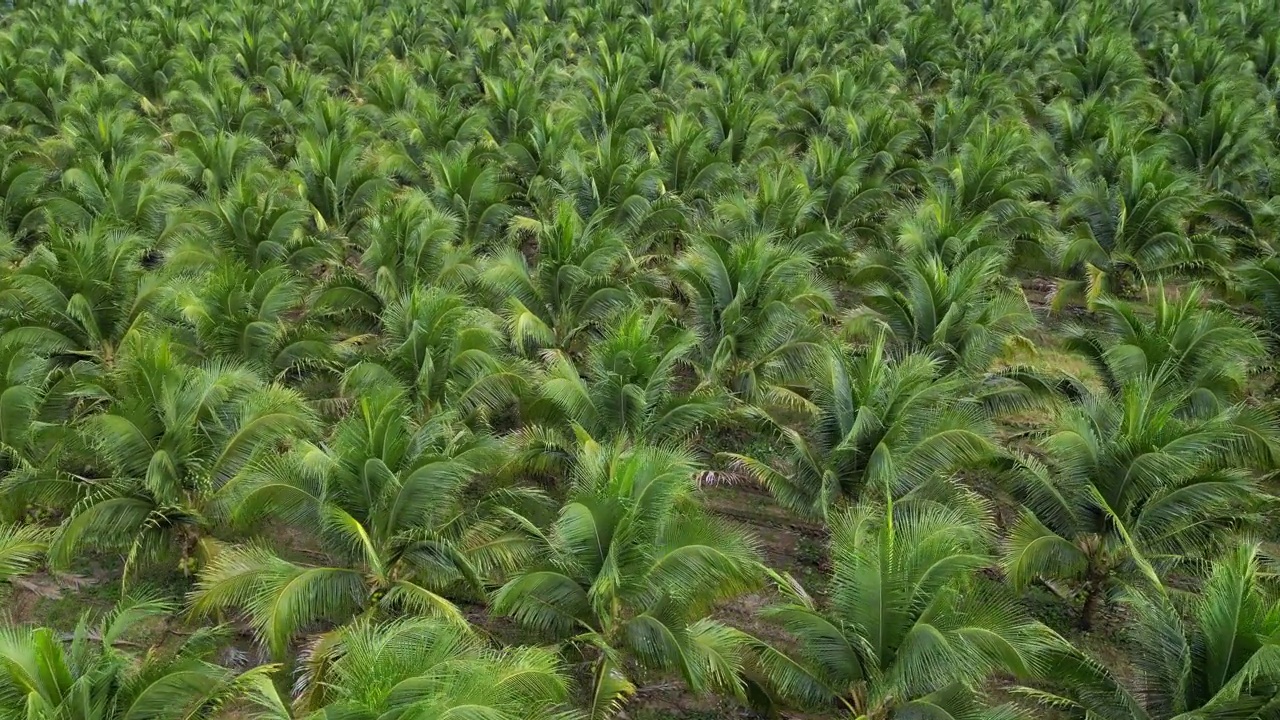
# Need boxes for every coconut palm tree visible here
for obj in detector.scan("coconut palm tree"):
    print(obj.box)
[389,92,486,169]
[799,133,902,253]
[656,112,733,212]
[1063,285,1265,412]
[423,144,514,246]
[483,203,633,356]
[904,121,1055,270]
[313,20,378,86]
[856,249,1034,372]
[291,130,392,236]
[0,143,51,239]
[0,341,53,471]
[714,166,836,257]
[343,287,526,418]
[246,617,572,720]
[171,129,270,194]
[534,305,727,445]
[558,132,667,241]
[675,231,832,409]
[1056,30,1149,103]
[34,334,315,579]
[1240,254,1280,334]
[492,442,762,717]
[174,261,310,374]
[746,500,1053,718]
[178,172,308,270]
[1002,379,1279,629]
[1060,152,1206,301]
[1018,544,1280,719]
[191,389,541,658]
[0,596,273,720]
[355,190,477,300]
[0,223,165,373]
[726,336,997,519]
[170,70,277,139]
[696,74,777,166]
[4,0,1280,715]
[44,152,191,238]
[1168,84,1269,197]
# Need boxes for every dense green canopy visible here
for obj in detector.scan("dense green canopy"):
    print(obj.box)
[1,0,1279,718]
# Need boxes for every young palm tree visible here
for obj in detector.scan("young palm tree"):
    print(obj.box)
[1063,285,1264,412]
[903,122,1054,270]
[1002,379,1279,629]
[45,153,191,238]
[191,390,540,658]
[0,223,163,372]
[1240,254,1280,334]
[423,144,514,246]
[714,166,835,257]
[946,122,1053,242]
[726,336,997,519]
[1166,77,1268,196]
[800,133,901,253]
[747,500,1053,718]
[179,172,308,270]
[656,112,733,213]
[0,596,273,720]
[857,249,1034,372]
[675,231,832,409]
[343,287,526,417]
[492,442,762,717]
[535,305,726,445]
[3,0,1280,716]
[38,334,315,579]
[1060,152,1204,301]
[291,130,392,235]
[696,74,777,166]
[355,190,477,300]
[0,341,52,470]
[504,112,577,207]
[313,20,377,86]
[1056,30,1149,103]
[1018,544,1280,719]
[558,133,667,241]
[0,144,51,239]
[389,94,486,171]
[361,59,424,120]
[171,129,270,196]
[483,203,632,356]
[169,71,277,139]
[247,617,572,720]
[175,260,309,374]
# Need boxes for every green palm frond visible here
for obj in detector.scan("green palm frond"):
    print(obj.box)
[0,596,274,720]
[1001,377,1280,627]
[534,306,728,447]
[0,523,49,581]
[1017,545,1280,720]
[189,544,366,659]
[748,500,1054,717]
[675,231,832,407]
[280,617,570,720]
[46,333,316,574]
[494,443,763,711]
[1063,285,1264,411]
[195,390,537,652]
[732,336,998,517]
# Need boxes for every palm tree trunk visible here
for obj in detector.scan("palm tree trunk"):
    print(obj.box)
[1079,577,1103,631]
